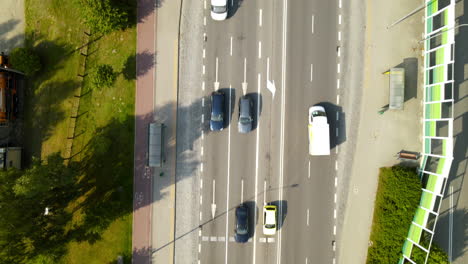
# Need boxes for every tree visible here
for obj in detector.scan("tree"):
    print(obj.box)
[80,0,134,34]
[0,153,78,263]
[9,47,42,76]
[91,64,117,88]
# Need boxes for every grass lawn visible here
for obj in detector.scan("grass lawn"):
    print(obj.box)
[23,0,135,263]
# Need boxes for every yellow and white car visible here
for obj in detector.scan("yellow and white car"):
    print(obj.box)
[263,205,277,235]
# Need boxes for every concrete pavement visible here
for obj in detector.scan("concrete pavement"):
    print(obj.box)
[337,0,425,263]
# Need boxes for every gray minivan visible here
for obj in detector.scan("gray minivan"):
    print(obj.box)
[238,96,253,133]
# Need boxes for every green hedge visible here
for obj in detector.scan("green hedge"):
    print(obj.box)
[367,166,422,263]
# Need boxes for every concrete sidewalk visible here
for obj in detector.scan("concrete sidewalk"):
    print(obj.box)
[0,0,24,52]
[337,0,425,263]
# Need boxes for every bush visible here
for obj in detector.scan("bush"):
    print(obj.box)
[412,241,449,264]
[9,47,42,76]
[91,64,117,88]
[80,0,135,34]
[366,166,422,263]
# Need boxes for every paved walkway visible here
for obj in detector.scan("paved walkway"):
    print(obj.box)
[134,0,180,263]
[338,0,424,263]
[0,0,24,52]
[133,0,156,263]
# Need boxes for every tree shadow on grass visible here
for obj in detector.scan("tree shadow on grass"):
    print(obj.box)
[23,80,81,164]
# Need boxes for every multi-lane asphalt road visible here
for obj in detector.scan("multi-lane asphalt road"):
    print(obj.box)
[176,0,344,263]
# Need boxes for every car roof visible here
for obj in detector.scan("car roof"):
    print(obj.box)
[212,92,224,111]
[239,97,251,116]
[265,209,275,224]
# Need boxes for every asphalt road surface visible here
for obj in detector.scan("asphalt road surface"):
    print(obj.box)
[178,0,341,263]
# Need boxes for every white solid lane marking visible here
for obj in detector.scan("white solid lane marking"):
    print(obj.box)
[337,79,340,89]
[449,185,453,261]
[241,179,244,203]
[306,209,310,226]
[337,63,340,74]
[311,15,315,34]
[258,41,262,59]
[308,161,310,179]
[310,64,313,82]
[230,36,233,56]
[224,86,233,264]
[338,31,341,41]
[277,0,288,263]
[259,9,263,27]
[339,14,342,25]
[253,73,262,264]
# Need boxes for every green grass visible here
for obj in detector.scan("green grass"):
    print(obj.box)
[23,0,135,263]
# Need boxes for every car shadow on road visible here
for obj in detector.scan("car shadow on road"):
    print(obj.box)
[243,200,257,241]
[228,0,244,19]
[247,92,262,131]
[219,87,236,129]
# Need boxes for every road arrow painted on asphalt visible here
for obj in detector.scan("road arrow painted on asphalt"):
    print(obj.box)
[214,57,219,91]
[242,58,247,95]
[212,180,216,218]
[267,80,276,97]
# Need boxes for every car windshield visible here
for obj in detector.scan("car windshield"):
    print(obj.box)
[265,224,276,229]
[237,224,248,234]
[212,113,223,122]
[240,117,251,123]
[211,5,227,13]
[312,110,326,117]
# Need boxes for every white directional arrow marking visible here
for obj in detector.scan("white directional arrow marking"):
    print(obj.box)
[214,57,220,91]
[267,80,276,97]
[242,58,248,95]
[211,179,216,218]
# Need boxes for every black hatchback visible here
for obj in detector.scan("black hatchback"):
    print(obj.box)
[210,91,225,131]
[235,204,249,243]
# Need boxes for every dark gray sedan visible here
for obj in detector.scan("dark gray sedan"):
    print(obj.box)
[238,96,253,133]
